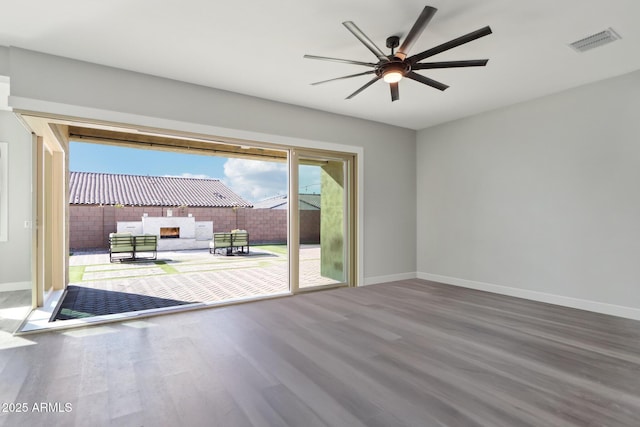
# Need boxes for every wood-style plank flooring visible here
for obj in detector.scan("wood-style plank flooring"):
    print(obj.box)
[1,279,639,426]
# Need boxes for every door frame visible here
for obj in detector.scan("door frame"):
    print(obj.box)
[289,148,357,293]
[19,112,363,310]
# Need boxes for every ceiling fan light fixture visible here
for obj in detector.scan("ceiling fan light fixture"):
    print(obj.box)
[381,61,408,83]
[383,71,403,83]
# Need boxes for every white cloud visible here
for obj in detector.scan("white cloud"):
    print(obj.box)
[163,173,216,180]
[223,158,287,202]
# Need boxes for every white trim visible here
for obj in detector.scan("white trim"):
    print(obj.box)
[417,272,640,321]
[364,272,417,286]
[0,281,30,291]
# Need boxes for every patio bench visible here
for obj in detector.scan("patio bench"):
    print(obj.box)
[109,233,158,262]
[133,234,158,261]
[209,231,249,255]
[210,232,232,255]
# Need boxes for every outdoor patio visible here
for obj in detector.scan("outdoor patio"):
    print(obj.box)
[59,245,339,320]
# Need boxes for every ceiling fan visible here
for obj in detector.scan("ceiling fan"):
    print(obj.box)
[304,6,492,102]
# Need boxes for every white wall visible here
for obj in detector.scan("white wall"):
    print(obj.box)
[1,47,417,283]
[0,111,32,290]
[417,69,640,318]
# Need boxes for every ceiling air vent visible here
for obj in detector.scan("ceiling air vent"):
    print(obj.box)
[569,28,621,53]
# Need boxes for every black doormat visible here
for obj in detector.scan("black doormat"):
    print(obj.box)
[53,285,193,321]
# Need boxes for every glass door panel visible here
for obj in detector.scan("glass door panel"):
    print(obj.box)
[298,157,347,289]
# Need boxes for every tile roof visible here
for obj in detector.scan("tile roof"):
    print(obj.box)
[252,195,288,209]
[300,194,321,210]
[252,194,320,210]
[69,172,252,208]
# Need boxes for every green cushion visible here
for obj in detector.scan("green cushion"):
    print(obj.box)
[134,235,157,247]
[213,233,232,244]
[232,233,248,246]
[111,245,134,253]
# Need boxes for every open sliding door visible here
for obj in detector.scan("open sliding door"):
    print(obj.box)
[23,113,358,317]
[31,126,67,309]
[289,149,356,293]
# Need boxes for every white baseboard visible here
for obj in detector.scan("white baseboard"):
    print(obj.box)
[417,272,640,321]
[364,272,417,286]
[0,281,31,292]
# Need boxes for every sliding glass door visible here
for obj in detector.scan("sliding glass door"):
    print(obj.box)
[25,114,358,320]
[291,151,353,292]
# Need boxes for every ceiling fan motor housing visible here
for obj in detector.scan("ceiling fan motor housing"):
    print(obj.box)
[376,60,411,78]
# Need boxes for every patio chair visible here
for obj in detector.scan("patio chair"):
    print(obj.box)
[109,233,135,262]
[231,231,249,254]
[210,232,232,255]
[133,234,158,260]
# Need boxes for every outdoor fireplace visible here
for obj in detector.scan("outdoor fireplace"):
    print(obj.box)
[160,227,180,239]
[118,217,212,250]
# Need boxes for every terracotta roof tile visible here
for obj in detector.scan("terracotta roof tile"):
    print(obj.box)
[69,172,252,208]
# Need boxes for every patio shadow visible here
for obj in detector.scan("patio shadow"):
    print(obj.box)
[53,285,194,321]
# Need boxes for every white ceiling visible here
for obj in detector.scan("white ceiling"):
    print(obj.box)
[1,0,639,130]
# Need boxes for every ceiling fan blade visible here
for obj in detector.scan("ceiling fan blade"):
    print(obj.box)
[413,59,489,70]
[406,72,449,91]
[303,54,377,67]
[390,82,399,102]
[395,6,437,60]
[311,70,376,86]
[343,21,389,62]
[346,76,382,99]
[409,26,492,64]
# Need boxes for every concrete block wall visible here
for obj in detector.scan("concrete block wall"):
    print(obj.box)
[300,210,321,244]
[69,205,321,249]
[69,206,108,250]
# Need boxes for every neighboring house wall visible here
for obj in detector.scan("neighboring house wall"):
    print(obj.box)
[417,69,640,317]
[69,205,320,249]
[0,111,32,291]
[4,47,417,283]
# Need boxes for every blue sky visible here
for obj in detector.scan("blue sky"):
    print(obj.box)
[69,141,320,202]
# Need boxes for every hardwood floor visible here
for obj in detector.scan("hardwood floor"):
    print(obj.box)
[1,279,639,426]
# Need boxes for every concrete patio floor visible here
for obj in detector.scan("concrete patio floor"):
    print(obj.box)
[64,245,340,316]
